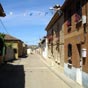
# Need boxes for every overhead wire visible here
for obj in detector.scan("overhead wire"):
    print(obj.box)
[0,18,9,34]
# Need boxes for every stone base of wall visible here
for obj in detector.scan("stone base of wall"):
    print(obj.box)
[64,63,88,88]
[64,63,76,81]
[82,72,88,88]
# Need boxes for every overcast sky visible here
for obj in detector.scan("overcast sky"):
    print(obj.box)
[0,0,64,45]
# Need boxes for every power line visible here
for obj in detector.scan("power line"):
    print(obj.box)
[0,19,9,34]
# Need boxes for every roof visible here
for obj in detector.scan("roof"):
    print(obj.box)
[45,11,60,31]
[0,3,6,17]
[61,0,72,11]
[4,34,22,42]
[45,0,71,31]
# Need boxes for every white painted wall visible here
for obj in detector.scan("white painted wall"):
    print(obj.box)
[42,38,48,59]
[27,48,32,54]
[76,68,82,85]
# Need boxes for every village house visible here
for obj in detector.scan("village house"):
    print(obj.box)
[45,0,88,87]
[61,0,88,87]
[45,8,64,67]
[4,34,24,59]
[0,3,6,64]
[38,36,48,59]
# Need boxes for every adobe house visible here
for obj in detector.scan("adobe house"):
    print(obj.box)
[0,3,6,64]
[45,8,64,67]
[4,34,23,59]
[62,0,88,87]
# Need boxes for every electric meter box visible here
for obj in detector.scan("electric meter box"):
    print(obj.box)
[82,15,86,24]
[82,48,87,58]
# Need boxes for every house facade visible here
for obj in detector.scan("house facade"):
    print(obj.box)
[62,0,88,87]
[45,11,64,67]
[38,37,48,59]
[4,34,23,59]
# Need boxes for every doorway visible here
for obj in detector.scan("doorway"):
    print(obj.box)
[77,44,82,67]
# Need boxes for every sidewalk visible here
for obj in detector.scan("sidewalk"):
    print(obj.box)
[38,54,83,88]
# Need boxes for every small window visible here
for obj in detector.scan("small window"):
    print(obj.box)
[68,44,72,65]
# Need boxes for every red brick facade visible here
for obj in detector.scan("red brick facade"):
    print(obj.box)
[63,0,88,73]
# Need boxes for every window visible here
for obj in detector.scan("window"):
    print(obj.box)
[51,43,53,54]
[51,29,54,36]
[56,43,59,52]
[68,44,72,65]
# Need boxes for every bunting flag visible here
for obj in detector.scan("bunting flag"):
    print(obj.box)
[45,12,48,16]
[27,11,52,16]
[29,13,33,16]
[38,12,41,16]
[50,11,54,15]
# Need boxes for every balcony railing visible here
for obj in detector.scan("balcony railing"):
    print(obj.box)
[47,35,53,41]
[66,19,72,33]
[66,19,71,27]
[74,13,82,23]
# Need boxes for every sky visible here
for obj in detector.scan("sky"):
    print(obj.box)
[0,0,64,45]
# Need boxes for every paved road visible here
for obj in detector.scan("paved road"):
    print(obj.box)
[0,54,82,88]
[25,54,71,88]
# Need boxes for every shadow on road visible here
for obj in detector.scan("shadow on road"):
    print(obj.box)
[0,64,25,88]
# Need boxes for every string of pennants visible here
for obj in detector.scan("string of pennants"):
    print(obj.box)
[24,11,53,16]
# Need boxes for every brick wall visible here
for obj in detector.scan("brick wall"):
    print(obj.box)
[64,0,88,72]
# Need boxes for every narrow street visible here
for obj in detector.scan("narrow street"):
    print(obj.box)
[0,54,82,88]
